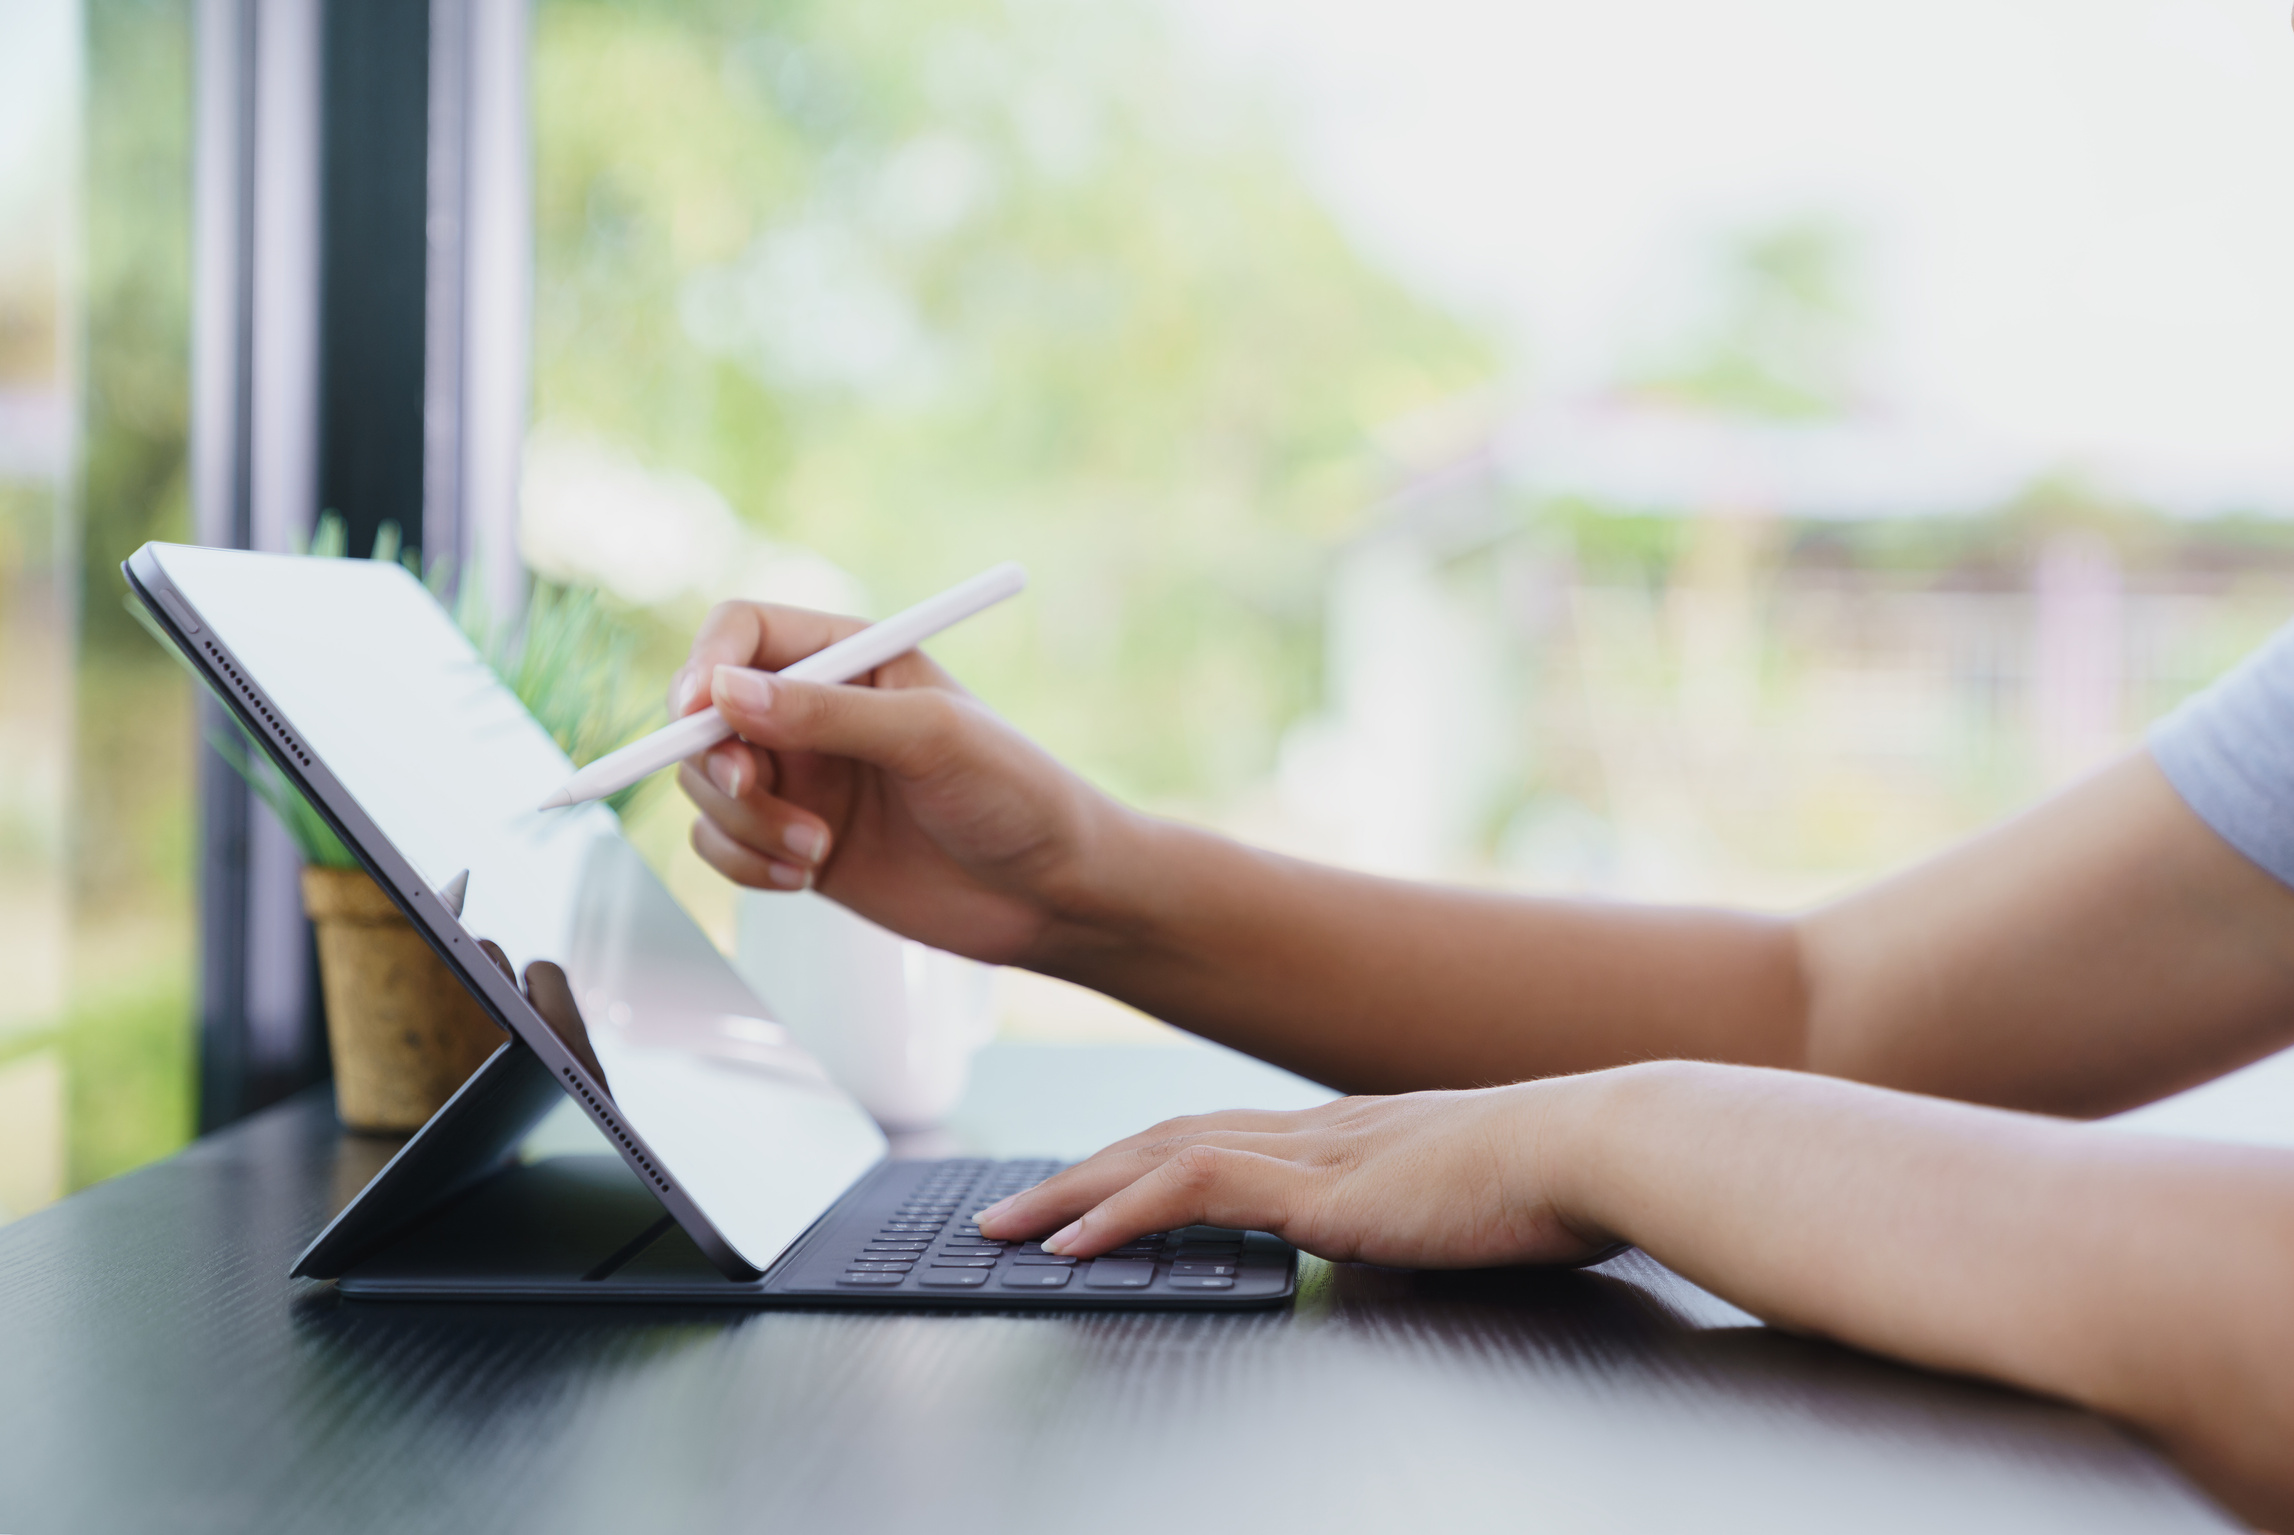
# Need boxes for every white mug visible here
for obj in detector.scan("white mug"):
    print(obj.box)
[733,889,998,1131]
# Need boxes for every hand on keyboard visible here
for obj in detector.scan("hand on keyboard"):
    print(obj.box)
[970,1080,1622,1271]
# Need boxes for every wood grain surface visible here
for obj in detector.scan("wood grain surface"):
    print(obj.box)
[0,1044,2241,1534]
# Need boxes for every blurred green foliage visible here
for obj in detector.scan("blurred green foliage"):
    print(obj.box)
[67,0,197,1187]
[530,0,1497,804]
[474,581,663,811]
[1638,218,1863,421]
[79,0,194,669]
[62,937,196,1189]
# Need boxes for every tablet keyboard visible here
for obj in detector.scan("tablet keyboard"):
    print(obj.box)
[824,1157,1280,1296]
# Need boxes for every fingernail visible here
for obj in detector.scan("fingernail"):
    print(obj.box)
[1041,1221,1082,1255]
[765,859,810,890]
[707,749,744,799]
[976,1196,1015,1222]
[670,667,701,716]
[713,664,773,713]
[783,822,827,865]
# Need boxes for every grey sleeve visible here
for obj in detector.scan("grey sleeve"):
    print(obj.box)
[2148,620,2294,890]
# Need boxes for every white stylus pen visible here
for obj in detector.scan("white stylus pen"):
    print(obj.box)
[537,561,1028,810]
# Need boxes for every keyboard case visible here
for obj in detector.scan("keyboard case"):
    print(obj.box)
[299,1036,1296,1310]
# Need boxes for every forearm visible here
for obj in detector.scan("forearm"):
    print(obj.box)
[1039,809,1806,1094]
[1557,1061,2294,1525]
[1039,753,2294,1113]
[1798,754,2294,1115]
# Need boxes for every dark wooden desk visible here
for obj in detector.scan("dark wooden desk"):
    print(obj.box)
[0,1043,2238,1533]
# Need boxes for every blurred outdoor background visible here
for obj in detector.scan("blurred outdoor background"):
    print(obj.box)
[3,0,2293,1218]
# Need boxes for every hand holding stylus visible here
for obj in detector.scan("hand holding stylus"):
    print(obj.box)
[670,584,1135,970]
[540,562,1029,809]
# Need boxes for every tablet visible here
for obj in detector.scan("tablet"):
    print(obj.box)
[127,542,888,1279]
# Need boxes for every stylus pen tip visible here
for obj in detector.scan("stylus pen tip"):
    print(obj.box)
[536,787,577,811]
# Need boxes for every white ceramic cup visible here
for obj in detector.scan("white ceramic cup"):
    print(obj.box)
[733,889,998,1131]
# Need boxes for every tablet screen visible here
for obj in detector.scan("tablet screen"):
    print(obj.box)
[148,543,887,1271]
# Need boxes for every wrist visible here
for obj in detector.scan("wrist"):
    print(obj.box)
[1023,804,1225,984]
[1533,1060,1712,1252]
[1019,795,1174,973]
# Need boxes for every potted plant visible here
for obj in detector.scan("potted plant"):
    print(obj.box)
[270,792,503,1134]
[201,519,657,1133]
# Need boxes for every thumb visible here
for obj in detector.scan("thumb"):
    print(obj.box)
[711,664,960,778]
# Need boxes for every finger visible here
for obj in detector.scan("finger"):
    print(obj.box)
[673,602,872,717]
[1041,1144,1304,1258]
[695,738,776,804]
[974,1120,1304,1237]
[677,762,832,872]
[691,813,811,891]
[972,1109,1321,1237]
[474,938,516,984]
[712,666,971,779]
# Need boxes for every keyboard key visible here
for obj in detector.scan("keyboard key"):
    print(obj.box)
[1170,1261,1235,1277]
[838,1272,905,1286]
[1084,1260,1155,1289]
[928,1257,997,1268]
[1000,1268,1072,1288]
[1166,1275,1235,1290]
[917,1269,990,1288]
[864,1244,930,1254]
[1010,1254,1076,1265]
[848,1258,914,1268]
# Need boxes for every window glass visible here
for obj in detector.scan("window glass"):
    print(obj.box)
[0,0,198,1223]
[0,0,81,1220]
[7,0,2287,1211]
[74,0,199,1185]
[529,0,2294,1049]
[525,0,1496,1037]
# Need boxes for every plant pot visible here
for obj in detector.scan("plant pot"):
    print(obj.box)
[301,865,502,1133]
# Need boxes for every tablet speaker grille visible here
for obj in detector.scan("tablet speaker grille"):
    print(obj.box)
[562,1066,670,1192]
[203,640,314,768]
